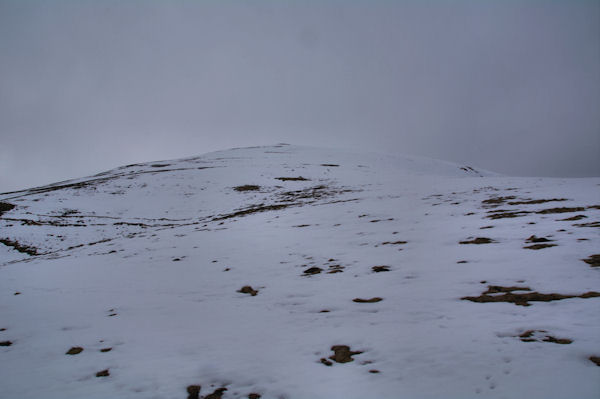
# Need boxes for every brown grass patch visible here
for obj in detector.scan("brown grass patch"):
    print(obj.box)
[233,185,261,192]
[459,237,496,244]
[582,254,600,267]
[329,345,363,363]
[462,285,600,306]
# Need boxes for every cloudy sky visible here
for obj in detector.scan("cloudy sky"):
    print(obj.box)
[1,0,599,192]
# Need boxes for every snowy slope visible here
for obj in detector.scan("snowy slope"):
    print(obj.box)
[0,144,599,399]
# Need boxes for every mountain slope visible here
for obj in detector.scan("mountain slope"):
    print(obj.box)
[1,144,599,399]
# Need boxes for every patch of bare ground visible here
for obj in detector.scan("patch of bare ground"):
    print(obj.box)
[459,237,496,244]
[237,286,258,296]
[380,240,407,246]
[481,196,517,208]
[518,330,572,344]
[303,267,322,275]
[0,202,15,216]
[574,221,600,228]
[327,264,344,274]
[186,385,201,399]
[95,369,110,377]
[462,285,600,306]
[100,347,112,352]
[66,347,83,355]
[486,210,531,219]
[0,238,39,255]
[508,198,568,205]
[523,235,556,250]
[372,266,390,272]
[327,345,363,364]
[353,297,383,303]
[588,205,600,210]
[275,176,309,181]
[590,356,600,367]
[536,207,586,214]
[233,185,261,192]
[204,388,228,399]
[213,204,291,221]
[582,255,600,267]
[558,215,587,221]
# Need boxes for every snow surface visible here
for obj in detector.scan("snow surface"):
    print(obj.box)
[1,144,599,399]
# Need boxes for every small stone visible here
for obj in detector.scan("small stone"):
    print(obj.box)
[100,347,112,353]
[66,347,83,355]
[95,369,110,377]
[303,267,322,275]
[238,286,258,296]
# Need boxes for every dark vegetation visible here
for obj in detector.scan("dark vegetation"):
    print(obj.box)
[459,237,496,244]
[462,285,600,306]
[0,202,15,216]
[237,286,258,296]
[233,185,261,192]
[582,255,600,267]
[518,330,572,344]
[328,345,363,363]
[0,238,39,255]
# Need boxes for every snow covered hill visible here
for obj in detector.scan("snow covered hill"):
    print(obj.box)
[1,144,599,399]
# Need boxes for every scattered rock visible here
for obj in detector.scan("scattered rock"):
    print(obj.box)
[558,215,587,221]
[536,207,586,214]
[95,369,110,377]
[204,388,227,399]
[238,286,258,296]
[590,356,600,367]
[66,347,83,355]
[233,185,261,192]
[320,358,333,366]
[462,285,600,306]
[0,341,13,346]
[303,267,322,275]
[582,255,600,267]
[459,237,496,244]
[327,265,344,274]
[329,345,363,363]
[372,266,390,272]
[525,235,553,243]
[524,243,557,250]
[518,330,572,344]
[275,176,309,181]
[186,385,201,399]
[353,297,383,303]
[0,202,16,216]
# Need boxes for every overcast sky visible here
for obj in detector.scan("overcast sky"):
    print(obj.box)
[1,0,599,192]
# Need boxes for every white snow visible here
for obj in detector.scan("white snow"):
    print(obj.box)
[1,144,599,399]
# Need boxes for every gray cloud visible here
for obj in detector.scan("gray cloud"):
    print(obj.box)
[1,0,599,192]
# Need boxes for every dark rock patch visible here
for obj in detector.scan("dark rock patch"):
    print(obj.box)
[303,267,322,275]
[372,266,390,273]
[462,285,600,306]
[353,297,383,303]
[66,347,83,355]
[481,196,516,208]
[508,198,567,205]
[233,185,261,192]
[213,204,291,221]
[238,286,259,296]
[486,210,530,219]
[320,358,333,366]
[524,243,557,250]
[329,345,363,363]
[380,240,407,245]
[536,207,586,214]
[321,164,339,167]
[96,369,110,377]
[248,394,261,399]
[204,388,227,399]
[293,224,311,228]
[14,292,20,296]
[457,260,468,264]
[574,221,600,228]
[459,237,496,244]
[0,340,13,346]
[0,238,39,256]
[582,255,600,267]
[100,348,112,353]
[186,385,201,399]
[275,176,309,181]
[0,202,15,216]
[590,356,600,367]
[369,369,380,374]
[525,235,553,243]
[150,163,170,168]
[559,215,587,221]
[480,225,494,229]
[518,330,572,344]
